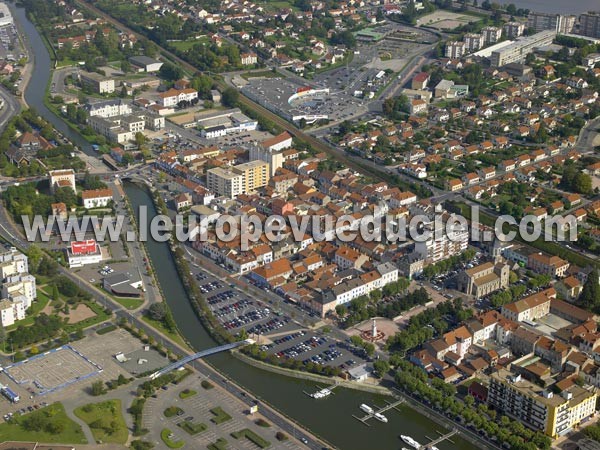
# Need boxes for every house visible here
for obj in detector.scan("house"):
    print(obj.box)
[173,193,192,211]
[81,188,113,209]
[240,52,258,65]
[411,72,430,90]
[410,99,428,115]
[445,178,463,192]
[49,169,76,193]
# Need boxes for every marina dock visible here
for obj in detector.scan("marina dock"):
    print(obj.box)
[352,398,405,426]
[420,428,458,449]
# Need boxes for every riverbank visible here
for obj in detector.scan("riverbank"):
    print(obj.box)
[232,350,392,396]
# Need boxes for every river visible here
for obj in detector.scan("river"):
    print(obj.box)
[13,3,481,449]
[500,0,598,14]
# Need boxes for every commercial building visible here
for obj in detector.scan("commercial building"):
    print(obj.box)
[0,3,13,27]
[67,240,103,268]
[488,369,597,437]
[527,12,576,34]
[197,109,258,139]
[79,72,115,94]
[49,169,76,193]
[128,56,163,72]
[82,188,113,209]
[457,261,510,299]
[503,22,525,39]
[490,30,556,67]
[580,12,600,39]
[103,272,143,297]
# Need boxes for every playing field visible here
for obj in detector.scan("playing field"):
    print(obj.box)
[417,10,481,30]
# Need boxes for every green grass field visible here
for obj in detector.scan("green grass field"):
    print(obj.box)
[210,407,232,425]
[231,428,271,448]
[74,400,128,444]
[161,428,185,448]
[0,403,87,444]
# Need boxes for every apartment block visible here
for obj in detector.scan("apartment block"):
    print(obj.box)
[445,41,466,59]
[527,12,576,34]
[233,160,270,193]
[503,22,525,39]
[580,12,600,39]
[491,30,556,67]
[488,369,596,437]
[527,252,569,278]
[464,33,484,52]
[250,145,284,177]
[79,72,115,94]
[482,26,502,44]
[207,167,244,199]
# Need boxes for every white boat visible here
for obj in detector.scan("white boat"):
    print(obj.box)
[401,435,420,449]
[429,447,439,450]
[360,404,374,414]
[374,412,388,423]
[318,388,331,397]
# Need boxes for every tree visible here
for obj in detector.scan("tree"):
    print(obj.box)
[579,270,600,310]
[91,380,107,396]
[158,62,184,82]
[373,360,390,377]
[350,335,364,348]
[221,87,239,107]
[148,303,167,321]
[27,244,43,273]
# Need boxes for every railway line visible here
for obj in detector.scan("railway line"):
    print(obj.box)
[75,0,391,182]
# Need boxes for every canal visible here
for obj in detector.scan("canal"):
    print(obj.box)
[11,4,95,156]
[14,3,480,448]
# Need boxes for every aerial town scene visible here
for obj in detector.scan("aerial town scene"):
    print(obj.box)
[0,0,600,449]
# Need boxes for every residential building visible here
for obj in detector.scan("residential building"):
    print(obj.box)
[86,99,132,118]
[445,41,466,59]
[250,145,285,177]
[503,21,525,39]
[0,298,25,327]
[49,169,76,193]
[482,26,502,44]
[159,88,198,107]
[490,31,556,67]
[79,72,115,94]
[501,288,555,322]
[527,12,576,34]
[414,220,469,264]
[234,160,270,193]
[488,369,597,437]
[457,261,510,299]
[464,33,484,52]
[262,131,293,152]
[207,167,244,199]
[527,252,570,278]
[580,12,600,39]
[82,188,113,209]
[240,52,258,65]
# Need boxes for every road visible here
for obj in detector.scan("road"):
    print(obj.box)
[0,84,21,131]
[0,193,329,450]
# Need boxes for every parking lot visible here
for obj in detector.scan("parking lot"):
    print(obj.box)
[191,266,368,371]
